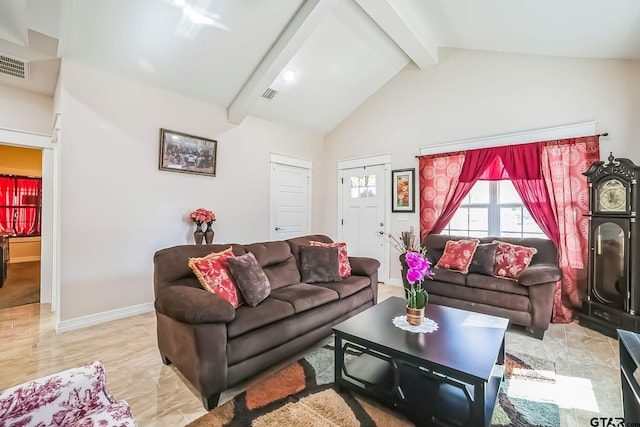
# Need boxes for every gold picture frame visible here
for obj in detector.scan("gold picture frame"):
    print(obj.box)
[159,128,217,177]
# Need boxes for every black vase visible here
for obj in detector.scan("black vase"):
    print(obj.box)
[194,222,204,245]
[204,222,214,245]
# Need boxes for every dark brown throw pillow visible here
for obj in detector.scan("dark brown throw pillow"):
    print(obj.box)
[227,252,271,307]
[300,245,342,284]
[468,243,498,276]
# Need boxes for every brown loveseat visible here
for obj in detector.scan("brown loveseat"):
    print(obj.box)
[153,234,379,410]
[403,235,561,339]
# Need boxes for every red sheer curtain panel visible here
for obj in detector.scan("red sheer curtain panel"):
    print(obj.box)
[418,153,464,239]
[0,177,15,234]
[541,136,600,323]
[15,178,41,235]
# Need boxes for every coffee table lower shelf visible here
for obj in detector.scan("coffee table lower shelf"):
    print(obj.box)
[337,350,503,427]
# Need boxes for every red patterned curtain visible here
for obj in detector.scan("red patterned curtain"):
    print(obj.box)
[0,177,15,234]
[15,178,41,235]
[541,136,600,323]
[418,153,464,239]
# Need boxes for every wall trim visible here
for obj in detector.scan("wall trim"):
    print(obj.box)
[56,302,155,333]
[270,152,312,169]
[419,121,598,156]
[337,153,391,170]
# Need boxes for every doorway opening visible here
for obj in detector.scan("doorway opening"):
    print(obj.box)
[0,144,42,309]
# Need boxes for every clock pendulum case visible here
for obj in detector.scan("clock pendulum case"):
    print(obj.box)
[580,153,640,337]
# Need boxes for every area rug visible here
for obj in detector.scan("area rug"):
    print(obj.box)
[186,344,560,427]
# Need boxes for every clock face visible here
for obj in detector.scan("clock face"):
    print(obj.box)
[598,179,627,212]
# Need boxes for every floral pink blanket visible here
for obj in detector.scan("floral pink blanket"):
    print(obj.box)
[0,361,136,427]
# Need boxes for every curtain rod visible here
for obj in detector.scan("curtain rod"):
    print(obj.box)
[414,132,608,158]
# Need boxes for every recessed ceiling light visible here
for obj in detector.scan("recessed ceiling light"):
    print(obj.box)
[282,69,296,83]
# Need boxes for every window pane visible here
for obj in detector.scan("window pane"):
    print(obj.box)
[359,188,367,198]
[468,208,488,232]
[368,187,376,197]
[366,175,376,186]
[351,188,359,199]
[498,180,520,204]
[523,210,542,232]
[448,208,469,231]
[350,177,358,188]
[468,181,490,204]
[358,177,365,187]
[501,231,522,238]
[500,207,522,233]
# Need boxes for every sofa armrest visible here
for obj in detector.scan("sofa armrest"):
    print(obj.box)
[155,285,235,324]
[518,263,562,286]
[349,256,381,276]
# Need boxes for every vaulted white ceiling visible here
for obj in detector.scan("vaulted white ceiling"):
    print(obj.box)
[1,0,639,135]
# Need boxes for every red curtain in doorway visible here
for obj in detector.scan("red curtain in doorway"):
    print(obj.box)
[15,178,41,235]
[0,177,15,234]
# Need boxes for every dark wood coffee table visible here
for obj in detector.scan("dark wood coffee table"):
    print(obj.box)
[333,296,509,426]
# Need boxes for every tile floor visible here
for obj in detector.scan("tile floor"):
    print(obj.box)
[0,284,624,426]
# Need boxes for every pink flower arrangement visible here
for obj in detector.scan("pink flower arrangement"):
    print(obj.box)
[404,250,433,309]
[405,251,433,284]
[190,208,215,224]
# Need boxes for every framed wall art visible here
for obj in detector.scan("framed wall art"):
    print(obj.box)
[392,168,415,212]
[159,128,217,177]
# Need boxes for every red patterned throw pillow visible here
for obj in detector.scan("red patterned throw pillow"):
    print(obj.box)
[435,239,479,274]
[188,247,242,308]
[492,240,538,280]
[310,241,351,277]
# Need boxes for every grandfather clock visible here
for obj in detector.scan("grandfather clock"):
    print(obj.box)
[580,153,640,337]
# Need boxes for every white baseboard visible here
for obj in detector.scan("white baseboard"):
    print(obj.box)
[56,302,154,333]
[9,256,41,263]
[386,279,404,287]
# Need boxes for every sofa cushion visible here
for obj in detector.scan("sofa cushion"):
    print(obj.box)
[468,243,498,276]
[299,245,342,283]
[493,240,538,280]
[227,252,271,307]
[430,267,467,286]
[435,239,479,274]
[466,273,530,296]
[314,275,372,300]
[310,240,352,277]
[270,283,339,313]
[245,241,301,290]
[227,298,296,338]
[188,247,242,308]
[424,280,531,312]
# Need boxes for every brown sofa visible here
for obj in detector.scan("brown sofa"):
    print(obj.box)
[402,235,561,339]
[153,234,379,410]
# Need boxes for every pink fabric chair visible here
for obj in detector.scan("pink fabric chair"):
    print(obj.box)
[0,361,136,426]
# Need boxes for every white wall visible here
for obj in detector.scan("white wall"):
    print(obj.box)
[57,60,324,322]
[323,48,640,284]
[0,84,53,135]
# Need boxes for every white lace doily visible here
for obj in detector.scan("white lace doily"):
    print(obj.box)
[392,315,439,333]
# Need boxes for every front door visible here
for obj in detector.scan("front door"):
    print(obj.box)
[270,162,311,240]
[340,165,387,281]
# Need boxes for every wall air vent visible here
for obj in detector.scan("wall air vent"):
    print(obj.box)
[0,54,29,80]
[261,87,278,101]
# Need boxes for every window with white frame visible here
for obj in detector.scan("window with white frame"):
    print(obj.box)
[442,180,545,238]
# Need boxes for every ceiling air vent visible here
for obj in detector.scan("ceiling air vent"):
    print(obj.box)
[261,87,278,101]
[0,54,29,80]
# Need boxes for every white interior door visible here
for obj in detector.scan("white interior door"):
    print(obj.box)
[270,162,311,240]
[340,165,387,281]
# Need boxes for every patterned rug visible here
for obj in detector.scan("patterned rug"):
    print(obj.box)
[186,344,560,426]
